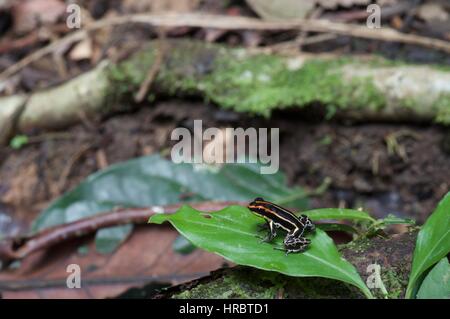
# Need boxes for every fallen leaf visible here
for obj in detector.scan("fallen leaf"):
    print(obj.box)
[0,226,225,298]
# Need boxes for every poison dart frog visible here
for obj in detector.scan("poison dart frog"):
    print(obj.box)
[247,197,315,255]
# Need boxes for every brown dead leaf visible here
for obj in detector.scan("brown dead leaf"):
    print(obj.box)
[0,226,226,299]
[12,0,66,34]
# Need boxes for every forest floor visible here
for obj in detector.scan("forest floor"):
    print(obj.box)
[1,100,448,239]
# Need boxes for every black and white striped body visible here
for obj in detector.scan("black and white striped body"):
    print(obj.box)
[247,197,315,254]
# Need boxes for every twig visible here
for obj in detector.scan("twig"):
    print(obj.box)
[95,149,109,170]
[0,201,245,266]
[302,33,338,45]
[0,32,40,54]
[134,29,167,103]
[296,8,323,51]
[268,34,338,54]
[26,132,74,144]
[2,12,450,80]
[0,30,87,81]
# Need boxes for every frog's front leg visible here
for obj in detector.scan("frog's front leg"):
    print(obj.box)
[256,222,269,232]
[258,220,277,243]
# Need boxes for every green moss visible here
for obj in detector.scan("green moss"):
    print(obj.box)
[107,40,448,124]
[193,51,386,116]
[434,94,450,124]
[339,236,372,253]
[171,267,362,299]
[383,269,407,299]
[173,269,283,299]
[108,41,386,116]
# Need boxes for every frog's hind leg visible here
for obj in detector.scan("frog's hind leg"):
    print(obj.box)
[282,234,311,255]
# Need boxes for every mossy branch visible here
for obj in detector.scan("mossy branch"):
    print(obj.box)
[1,40,450,144]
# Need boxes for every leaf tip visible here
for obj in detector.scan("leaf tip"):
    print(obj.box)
[148,214,167,224]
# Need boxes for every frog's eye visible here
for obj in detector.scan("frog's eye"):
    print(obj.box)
[254,197,264,202]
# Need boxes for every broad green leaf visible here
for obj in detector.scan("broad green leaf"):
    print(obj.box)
[32,155,308,253]
[150,205,373,298]
[406,192,450,298]
[416,257,450,299]
[303,208,375,222]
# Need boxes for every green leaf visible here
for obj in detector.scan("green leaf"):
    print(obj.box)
[32,155,308,253]
[377,215,415,226]
[10,135,28,149]
[416,257,450,299]
[406,192,450,298]
[150,205,373,298]
[298,208,375,236]
[303,208,376,223]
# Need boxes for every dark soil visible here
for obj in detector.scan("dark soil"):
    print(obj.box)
[0,101,449,237]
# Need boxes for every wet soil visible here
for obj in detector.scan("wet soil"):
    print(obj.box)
[0,101,448,237]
